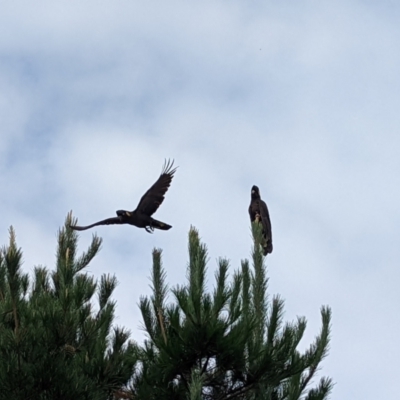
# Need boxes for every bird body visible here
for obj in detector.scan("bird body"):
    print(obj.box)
[70,160,176,233]
[249,185,273,255]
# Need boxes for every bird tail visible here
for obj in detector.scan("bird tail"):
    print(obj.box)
[263,241,273,255]
[151,218,172,230]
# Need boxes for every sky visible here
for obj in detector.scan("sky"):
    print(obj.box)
[1,1,399,398]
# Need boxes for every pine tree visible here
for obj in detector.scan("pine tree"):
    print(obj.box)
[0,213,333,400]
[130,224,333,400]
[0,213,138,400]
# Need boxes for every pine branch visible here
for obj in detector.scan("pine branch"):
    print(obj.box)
[150,249,168,345]
[266,295,285,348]
[251,223,268,343]
[139,297,157,341]
[157,308,167,345]
[228,271,242,325]
[300,307,332,393]
[75,234,102,274]
[304,376,334,400]
[98,274,118,310]
[151,249,168,310]
[187,368,204,400]
[187,227,208,324]
[212,258,229,317]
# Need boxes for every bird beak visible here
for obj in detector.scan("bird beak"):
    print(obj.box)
[125,211,131,216]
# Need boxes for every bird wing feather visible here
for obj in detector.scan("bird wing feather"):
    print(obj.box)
[259,200,272,240]
[249,202,257,221]
[135,159,177,217]
[258,199,272,249]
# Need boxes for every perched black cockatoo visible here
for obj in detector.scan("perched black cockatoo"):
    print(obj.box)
[70,160,177,233]
[249,185,273,255]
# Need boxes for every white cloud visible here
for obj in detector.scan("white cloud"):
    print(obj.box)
[1,1,400,398]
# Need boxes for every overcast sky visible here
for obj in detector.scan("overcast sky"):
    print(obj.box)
[1,1,399,398]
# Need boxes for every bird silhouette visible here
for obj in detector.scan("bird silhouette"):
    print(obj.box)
[70,160,177,233]
[249,185,273,254]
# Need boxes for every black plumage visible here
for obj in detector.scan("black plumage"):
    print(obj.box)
[249,185,273,255]
[70,160,177,233]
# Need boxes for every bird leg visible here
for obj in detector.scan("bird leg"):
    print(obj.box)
[145,226,154,234]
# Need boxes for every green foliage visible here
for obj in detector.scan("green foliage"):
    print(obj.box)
[0,212,138,400]
[0,214,333,400]
[130,225,333,400]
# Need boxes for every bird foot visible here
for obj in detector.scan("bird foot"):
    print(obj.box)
[145,226,154,234]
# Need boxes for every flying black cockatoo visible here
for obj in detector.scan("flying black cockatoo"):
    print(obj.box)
[70,160,177,233]
[249,185,273,255]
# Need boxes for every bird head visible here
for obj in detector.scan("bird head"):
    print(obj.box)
[116,210,131,218]
[251,185,261,199]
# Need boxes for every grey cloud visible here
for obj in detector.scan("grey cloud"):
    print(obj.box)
[1,1,400,399]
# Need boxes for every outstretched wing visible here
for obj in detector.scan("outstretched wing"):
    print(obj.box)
[135,159,177,217]
[69,217,124,231]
